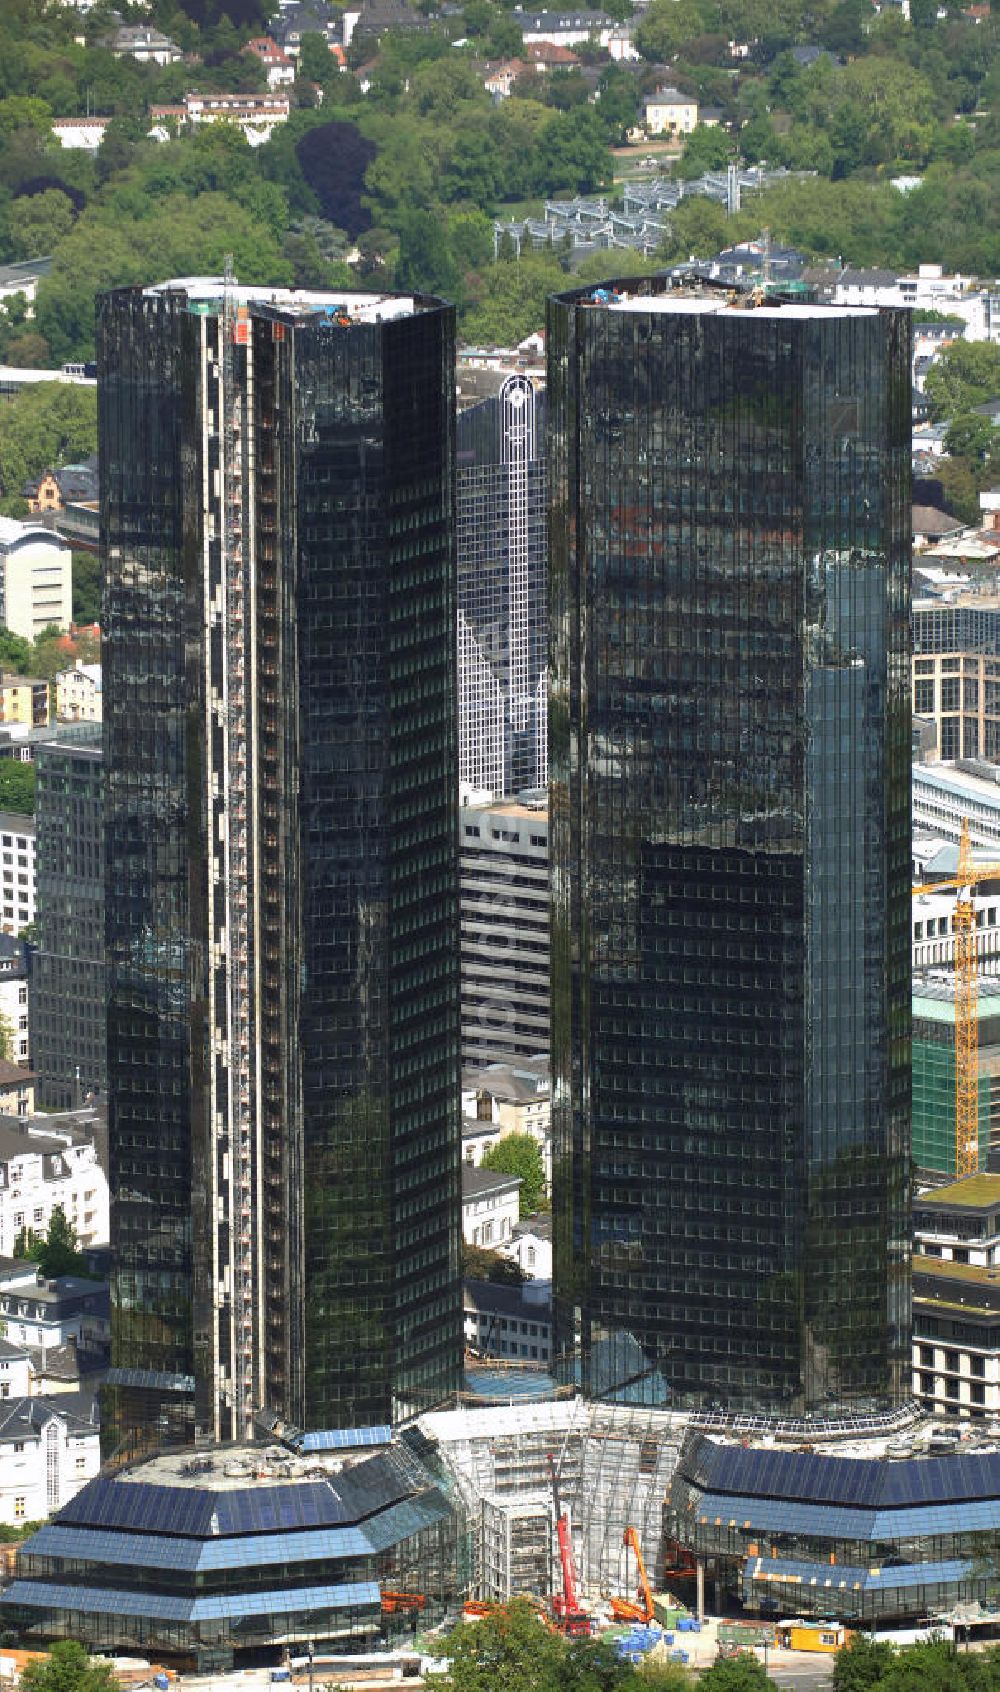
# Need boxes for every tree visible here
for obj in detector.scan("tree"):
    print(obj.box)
[5,331,50,367]
[0,384,97,505]
[395,208,461,299]
[18,1205,90,1279]
[12,1225,40,1260]
[946,412,996,463]
[0,762,35,816]
[462,251,567,349]
[72,553,101,625]
[430,1600,570,1692]
[925,341,1000,421]
[482,1132,546,1216]
[0,627,32,672]
[877,1640,986,1692]
[464,1241,528,1283]
[6,188,76,262]
[698,1656,777,1692]
[20,1642,119,1692]
[658,194,731,261]
[0,1007,15,1062]
[832,1634,899,1692]
[674,122,732,179]
[634,0,704,61]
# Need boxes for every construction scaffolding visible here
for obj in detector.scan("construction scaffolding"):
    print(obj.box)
[416,1400,686,1605]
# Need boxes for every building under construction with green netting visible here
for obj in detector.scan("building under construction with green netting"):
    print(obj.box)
[913,975,1000,1176]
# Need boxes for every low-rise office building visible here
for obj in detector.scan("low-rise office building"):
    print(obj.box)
[0,1432,457,1667]
[0,938,31,1067]
[914,761,1000,850]
[463,1278,552,1364]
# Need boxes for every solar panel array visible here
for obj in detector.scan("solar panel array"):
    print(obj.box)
[683,1433,1000,1510]
[59,1481,218,1538]
[57,1462,415,1539]
[295,1427,391,1454]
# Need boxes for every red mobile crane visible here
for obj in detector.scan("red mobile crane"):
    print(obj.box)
[548,1454,592,1637]
[610,1527,655,1624]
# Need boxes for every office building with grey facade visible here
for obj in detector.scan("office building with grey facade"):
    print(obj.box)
[460,795,549,1068]
[32,724,105,1110]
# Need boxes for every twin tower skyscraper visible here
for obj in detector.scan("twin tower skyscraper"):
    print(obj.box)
[99,278,911,1449]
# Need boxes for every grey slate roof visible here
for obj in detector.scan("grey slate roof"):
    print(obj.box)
[462,1165,522,1200]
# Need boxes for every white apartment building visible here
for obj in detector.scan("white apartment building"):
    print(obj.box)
[0,968,30,1067]
[54,662,102,724]
[50,118,112,150]
[0,521,71,643]
[184,92,291,145]
[461,1165,522,1248]
[0,1267,110,1352]
[0,814,34,939]
[833,264,1000,343]
[0,1396,100,1525]
[0,1118,108,1259]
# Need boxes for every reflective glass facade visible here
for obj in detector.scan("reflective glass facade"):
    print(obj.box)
[671,1432,1000,1622]
[548,283,911,1412]
[1,1442,459,1668]
[100,283,462,1447]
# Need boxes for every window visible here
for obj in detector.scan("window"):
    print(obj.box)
[13,1442,22,1453]
[972,1382,986,1405]
[13,1498,24,1519]
[945,1349,961,1373]
[76,1457,86,1470]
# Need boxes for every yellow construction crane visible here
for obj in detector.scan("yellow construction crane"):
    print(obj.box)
[913,819,1000,1179]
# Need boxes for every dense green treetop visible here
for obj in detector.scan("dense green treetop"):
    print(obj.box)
[21,1643,123,1692]
[481,1131,547,1216]
[0,760,36,818]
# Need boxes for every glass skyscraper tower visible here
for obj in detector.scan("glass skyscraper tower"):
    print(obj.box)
[100,280,461,1447]
[548,281,912,1412]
